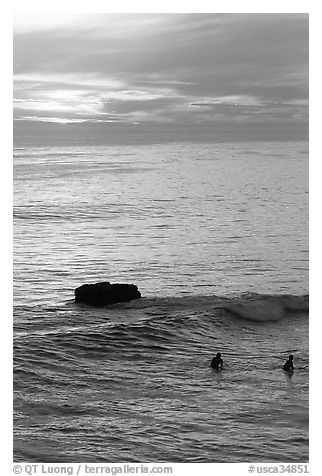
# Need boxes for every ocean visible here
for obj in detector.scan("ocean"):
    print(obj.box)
[13,128,309,463]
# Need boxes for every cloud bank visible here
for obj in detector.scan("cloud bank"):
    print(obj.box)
[13,13,308,132]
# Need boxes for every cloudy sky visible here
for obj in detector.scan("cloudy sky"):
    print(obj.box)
[13,13,308,131]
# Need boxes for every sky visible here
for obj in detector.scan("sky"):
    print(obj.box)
[13,13,308,132]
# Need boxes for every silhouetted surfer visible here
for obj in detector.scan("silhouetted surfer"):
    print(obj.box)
[211,352,223,370]
[283,355,294,373]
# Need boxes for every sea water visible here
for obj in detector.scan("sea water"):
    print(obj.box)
[13,130,309,462]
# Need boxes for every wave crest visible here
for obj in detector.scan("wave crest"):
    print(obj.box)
[224,294,308,322]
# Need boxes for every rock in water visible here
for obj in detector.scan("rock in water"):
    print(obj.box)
[74,282,141,307]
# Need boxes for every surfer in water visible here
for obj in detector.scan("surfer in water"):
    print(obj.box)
[283,355,294,373]
[211,352,223,370]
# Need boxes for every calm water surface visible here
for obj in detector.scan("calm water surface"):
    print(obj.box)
[13,138,309,462]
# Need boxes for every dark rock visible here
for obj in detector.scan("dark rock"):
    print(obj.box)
[75,281,141,307]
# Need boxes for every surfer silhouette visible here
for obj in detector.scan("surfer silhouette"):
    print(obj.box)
[211,352,223,370]
[283,355,294,372]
